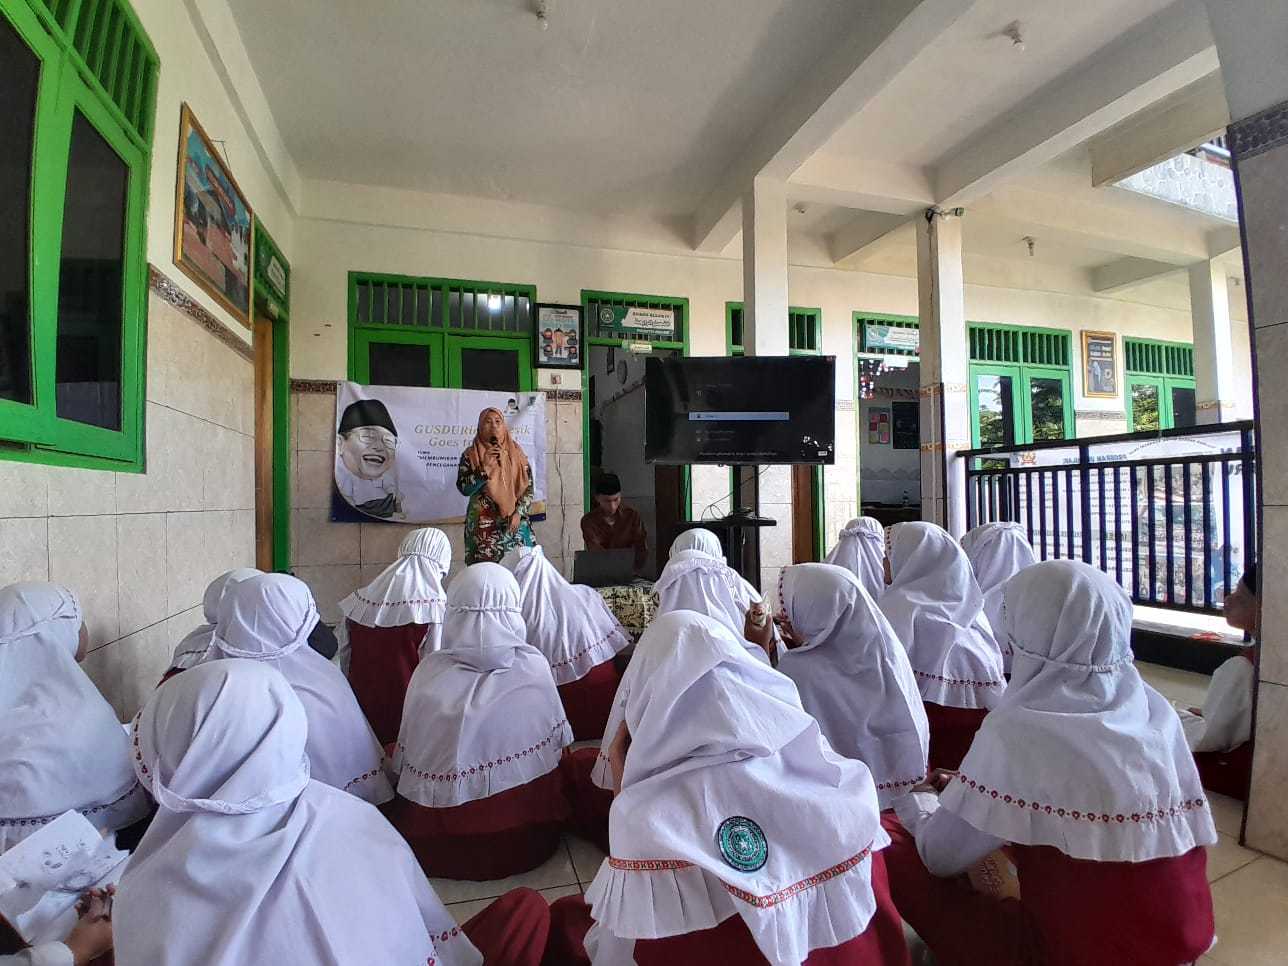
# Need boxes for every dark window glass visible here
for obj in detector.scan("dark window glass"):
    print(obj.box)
[1029,377,1066,441]
[976,374,1015,447]
[1171,386,1196,428]
[0,19,39,405]
[368,341,431,387]
[460,347,519,391]
[1132,384,1161,432]
[56,111,126,430]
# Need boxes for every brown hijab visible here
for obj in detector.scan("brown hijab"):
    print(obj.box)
[465,407,531,519]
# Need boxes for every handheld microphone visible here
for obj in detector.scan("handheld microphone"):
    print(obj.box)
[489,435,499,447]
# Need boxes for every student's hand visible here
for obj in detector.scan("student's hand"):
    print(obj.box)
[66,888,114,965]
[507,512,521,534]
[607,721,632,797]
[911,769,958,795]
[775,615,804,650]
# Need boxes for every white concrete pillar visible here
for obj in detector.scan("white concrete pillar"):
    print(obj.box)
[915,208,971,536]
[1188,260,1237,424]
[741,177,792,595]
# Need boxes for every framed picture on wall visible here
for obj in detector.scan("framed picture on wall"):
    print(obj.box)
[173,104,254,327]
[1082,330,1118,398]
[534,303,584,369]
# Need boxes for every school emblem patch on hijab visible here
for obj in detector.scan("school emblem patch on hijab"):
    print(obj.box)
[716,816,768,873]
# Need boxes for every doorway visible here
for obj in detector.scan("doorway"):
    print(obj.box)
[791,465,823,563]
[252,312,276,571]
[587,344,685,578]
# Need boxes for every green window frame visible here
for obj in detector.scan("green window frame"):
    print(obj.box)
[347,272,536,391]
[724,302,821,355]
[1,0,158,471]
[1124,337,1196,431]
[582,289,690,518]
[967,323,1075,447]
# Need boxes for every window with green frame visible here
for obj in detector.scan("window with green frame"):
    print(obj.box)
[724,302,821,355]
[1124,337,1196,431]
[968,323,1074,447]
[1,0,158,470]
[347,273,537,392]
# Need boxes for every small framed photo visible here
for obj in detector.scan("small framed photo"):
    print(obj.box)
[534,303,584,370]
[1081,330,1118,398]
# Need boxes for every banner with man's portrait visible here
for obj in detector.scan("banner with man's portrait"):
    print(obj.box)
[332,382,547,524]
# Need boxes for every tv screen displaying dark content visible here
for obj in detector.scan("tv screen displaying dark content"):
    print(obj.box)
[645,356,836,465]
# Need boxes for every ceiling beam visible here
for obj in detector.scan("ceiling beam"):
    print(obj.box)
[788,157,934,216]
[828,214,913,266]
[1091,257,1183,293]
[1088,73,1230,187]
[690,0,976,252]
[933,0,1219,208]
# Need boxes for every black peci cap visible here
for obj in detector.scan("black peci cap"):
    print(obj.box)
[594,472,622,496]
[339,399,397,436]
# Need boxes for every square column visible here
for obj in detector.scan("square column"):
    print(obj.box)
[1188,260,1238,424]
[915,208,971,536]
[742,177,792,597]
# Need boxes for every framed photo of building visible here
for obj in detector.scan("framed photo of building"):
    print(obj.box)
[1082,331,1118,398]
[534,303,583,369]
[173,104,254,327]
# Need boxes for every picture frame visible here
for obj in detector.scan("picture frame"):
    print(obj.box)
[173,103,254,328]
[1081,330,1118,398]
[534,303,584,370]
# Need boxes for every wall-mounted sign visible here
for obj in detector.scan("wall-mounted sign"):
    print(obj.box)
[534,303,583,370]
[598,305,676,338]
[1082,330,1118,398]
[253,218,289,320]
[865,322,920,355]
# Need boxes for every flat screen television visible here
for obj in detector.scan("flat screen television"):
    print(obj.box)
[644,355,835,465]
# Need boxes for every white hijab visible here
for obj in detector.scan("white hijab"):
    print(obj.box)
[655,529,764,655]
[940,561,1217,862]
[116,660,480,966]
[501,545,630,684]
[960,523,1037,672]
[339,528,450,632]
[168,568,262,672]
[879,522,1006,710]
[0,583,150,851]
[584,612,888,966]
[393,563,572,807]
[776,564,929,807]
[823,517,887,602]
[205,574,393,806]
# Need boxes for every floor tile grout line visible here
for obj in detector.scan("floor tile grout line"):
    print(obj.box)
[1209,853,1265,886]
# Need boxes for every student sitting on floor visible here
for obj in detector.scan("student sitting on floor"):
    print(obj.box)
[654,528,776,661]
[116,660,551,966]
[824,516,888,601]
[775,563,930,809]
[1179,563,1257,798]
[959,522,1037,673]
[1,891,114,966]
[501,545,630,740]
[160,568,261,683]
[880,522,1006,769]
[882,560,1217,966]
[0,583,152,853]
[544,611,911,966]
[387,564,573,880]
[337,527,451,745]
[202,573,393,805]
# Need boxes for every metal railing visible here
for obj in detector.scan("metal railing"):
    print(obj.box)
[962,421,1256,614]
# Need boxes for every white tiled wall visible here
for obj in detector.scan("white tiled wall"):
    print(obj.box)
[291,389,585,621]
[0,292,257,721]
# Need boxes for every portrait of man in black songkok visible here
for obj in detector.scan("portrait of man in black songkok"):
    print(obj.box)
[335,398,403,520]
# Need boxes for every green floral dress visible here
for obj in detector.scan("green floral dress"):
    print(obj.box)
[456,453,536,564]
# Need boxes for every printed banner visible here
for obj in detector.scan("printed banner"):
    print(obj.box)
[333,382,547,524]
[597,304,676,337]
[864,323,920,354]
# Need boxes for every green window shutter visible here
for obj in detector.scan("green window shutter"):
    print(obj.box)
[1124,337,1194,377]
[788,307,822,354]
[725,302,744,355]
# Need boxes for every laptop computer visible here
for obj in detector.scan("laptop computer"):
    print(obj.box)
[573,548,636,588]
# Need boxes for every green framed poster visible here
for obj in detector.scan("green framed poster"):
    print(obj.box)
[594,304,677,339]
[253,218,290,320]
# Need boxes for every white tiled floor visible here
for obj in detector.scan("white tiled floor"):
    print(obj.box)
[1137,662,1288,965]
[438,834,606,926]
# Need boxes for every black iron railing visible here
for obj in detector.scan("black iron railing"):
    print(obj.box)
[962,421,1256,615]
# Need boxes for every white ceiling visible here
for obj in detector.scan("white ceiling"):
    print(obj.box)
[817,0,1176,168]
[226,0,874,215]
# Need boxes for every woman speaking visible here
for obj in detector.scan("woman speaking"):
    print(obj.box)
[457,407,536,564]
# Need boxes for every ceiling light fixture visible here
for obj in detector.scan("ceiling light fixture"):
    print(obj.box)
[794,203,808,215]
[1001,21,1025,51]
[1022,236,1036,257]
[535,0,550,30]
